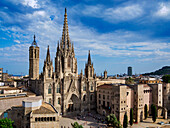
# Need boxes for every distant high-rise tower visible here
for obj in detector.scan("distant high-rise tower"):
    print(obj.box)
[29,35,39,80]
[128,66,132,76]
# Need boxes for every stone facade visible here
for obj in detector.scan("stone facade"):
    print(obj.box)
[29,9,96,116]
[163,83,170,114]
[2,98,59,128]
[97,83,168,124]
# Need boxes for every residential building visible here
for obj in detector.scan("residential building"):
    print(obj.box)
[97,83,167,124]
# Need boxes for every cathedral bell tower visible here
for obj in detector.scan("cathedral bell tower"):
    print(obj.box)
[29,35,39,80]
[85,50,94,79]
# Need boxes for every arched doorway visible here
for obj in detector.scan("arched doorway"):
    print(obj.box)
[67,94,80,112]
[157,106,167,119]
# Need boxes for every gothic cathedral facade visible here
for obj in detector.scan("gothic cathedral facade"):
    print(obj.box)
[29,9,97,116]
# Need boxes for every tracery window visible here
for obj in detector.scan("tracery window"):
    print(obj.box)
[49,98,51,104]
[48,69,51,78]
[48,85,52,94]
[58,97,60,104]
[56,84,60,93]
[83,84,86,91]
[83,95,86,101]
[68,58,70,67]
[91,85,93,91]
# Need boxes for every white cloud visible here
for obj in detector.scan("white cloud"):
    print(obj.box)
[104,4,143,21]
[14,40,20,43]
[155,2,170,19]
[80,4,143,22]
[22,0,40,9]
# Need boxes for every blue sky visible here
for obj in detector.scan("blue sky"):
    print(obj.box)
[0,0,170,75]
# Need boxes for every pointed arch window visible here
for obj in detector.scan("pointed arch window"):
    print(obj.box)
[83,84,86,91]
[48,69,51,78]
[91,85,93,91]
[35,49,36,58]
[90,69,92,77]
[83,95,86,102]
[58,97,60,104]
[48,85,52,94]
[49,98,51,104]
[56,84,60,93]
[68,57,70,67]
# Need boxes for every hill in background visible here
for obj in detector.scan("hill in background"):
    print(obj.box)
[143,66,170,76]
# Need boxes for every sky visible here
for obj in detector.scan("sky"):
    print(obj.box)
[0,0,170,76]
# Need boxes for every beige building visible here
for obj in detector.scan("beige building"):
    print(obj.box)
[97,83,167,125]
[97,84,130,124]
[2,99,59,128]
[29,9,96,116]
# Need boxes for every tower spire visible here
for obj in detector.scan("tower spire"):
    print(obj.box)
[34,34,36,42]
[72,43,74,53]
[46,45,51,62]
[88,50,91,65]
[61,8,70,50]
[32,34,38,46]
[57,41,60,55]
[65,8,67,14]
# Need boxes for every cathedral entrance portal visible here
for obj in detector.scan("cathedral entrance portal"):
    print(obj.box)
[67,94,80,113]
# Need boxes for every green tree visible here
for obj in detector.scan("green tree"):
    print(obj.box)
[130,108,133,126]
[105,114,122,128]
[123,113,128,128]
[0,118,13,128]
[151,104,157,122]
[71,122,83,128]
[125,77,134,85]
[144,104,148,119]
[162,75,170,83]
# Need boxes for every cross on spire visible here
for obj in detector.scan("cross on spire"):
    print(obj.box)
[32,34,38,47]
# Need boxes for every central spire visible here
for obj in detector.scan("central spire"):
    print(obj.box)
[46,45,51,63]
[88,50,91,65]
[61,8,71,50]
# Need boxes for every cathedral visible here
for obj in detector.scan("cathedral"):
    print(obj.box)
[29,8,97,116]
